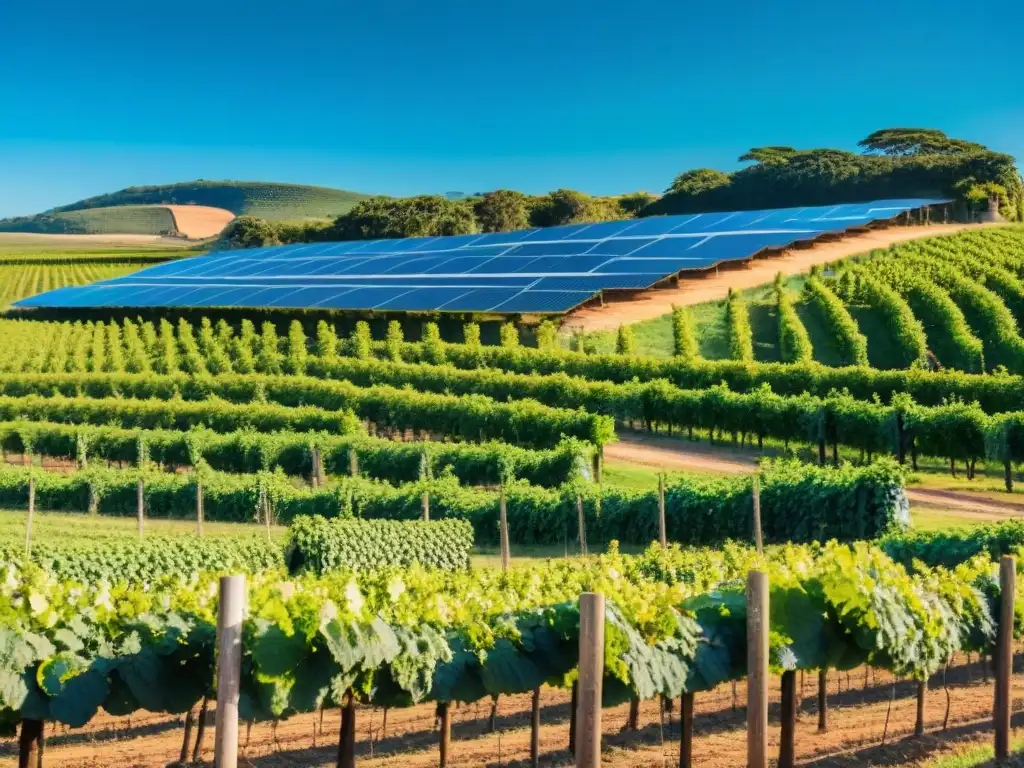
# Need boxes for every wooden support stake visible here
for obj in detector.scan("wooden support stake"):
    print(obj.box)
[915,679,926,737]
[196,480,204,537]
[576,592,605,768]
[530,686,541,768]
[678,693,694,768]
[747,570,768,768]
[17,718,43,768]
[421,491,430,522]
[136,477,144,540]
[337,692,356,768]
[627,697,639,731]
[180,707,195,763]
[752,474,763,554]
[658,472,667,548]
[576,494,588,555]
[499,486,511,572]
[779,670,796,768]
[349,448,359,478]
[818,669,828,732]
[439,702,451,767]
[24,474,35,556]
[214,574,245,768]
[995,555,1015,760]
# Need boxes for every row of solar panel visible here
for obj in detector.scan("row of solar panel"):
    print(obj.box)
[207,198,936,260]
[22,283,595,313]
[108,230,810,284]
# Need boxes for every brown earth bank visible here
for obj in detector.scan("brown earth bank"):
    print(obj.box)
[4,657,1023,767]
[0,232,182,246]
[164,205,235,239]
[567,222,994,333]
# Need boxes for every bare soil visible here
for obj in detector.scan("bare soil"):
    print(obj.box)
[0,232,183,247]
[4,657,1021,767]
[165,206,235,239]
[567,223,991,333]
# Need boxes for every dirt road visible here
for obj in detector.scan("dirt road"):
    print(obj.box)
[568,223,988,332]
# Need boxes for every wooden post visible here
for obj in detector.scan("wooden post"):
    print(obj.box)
[499,485,511,572]
[747,570,768,768]
[136,477,145,540]
[818,669,828,732]
[530,686,541,768]
[779,670,796,768]
[576,494,588,555]
[658,472,667,548]
[627,697,639,730]
[338,691,356,768]
[569,681,578,755]
[421,490,430,522]
[752,474,763,554]
[915,680,926,736]
[439,702,451,767]
[196,480,204,537]
[214,574,245,768]
[24,474,35,556]
[18,719,43,768]
[310,447,322,488]
[349,448,359,477]
[679,693,694,768]
[995,555,1015,759]
[577,592,605,768]
[1005,460,1014,493]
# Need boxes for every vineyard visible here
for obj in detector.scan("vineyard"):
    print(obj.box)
[0,263,141,307]
[583,227,1024,371]
[2,224,1024,766]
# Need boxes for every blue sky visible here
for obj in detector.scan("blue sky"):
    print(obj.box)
[1,0,1021,218]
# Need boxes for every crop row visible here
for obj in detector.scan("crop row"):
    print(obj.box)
[0,421,585,488]
[0,457,904,546]
[0,536,1005,737]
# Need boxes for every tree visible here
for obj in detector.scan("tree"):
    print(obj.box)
[617,191,657,216]
[473,190,530,232]
[739,147,796,164]
[332,195,478,240]
[858,128,986,156]
[530,189,598,227]
[221,216,280,248]
[664,169,731,196]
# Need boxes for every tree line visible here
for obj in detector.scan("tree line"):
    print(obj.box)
[222,128,1022,247]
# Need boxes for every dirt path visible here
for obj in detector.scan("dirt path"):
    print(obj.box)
[4,659,1018,767]
[165,205,235,239]
[607,432,1024,519]
[568,223,989,332]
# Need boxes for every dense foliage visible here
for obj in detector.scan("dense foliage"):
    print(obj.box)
[0,538,1006,733]
[284,516,473,574]
[0,459,906,546]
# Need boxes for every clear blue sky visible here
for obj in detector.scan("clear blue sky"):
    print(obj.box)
[1,0,1021,217]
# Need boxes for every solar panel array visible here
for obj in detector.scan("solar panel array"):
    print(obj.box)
[15,198,945,314]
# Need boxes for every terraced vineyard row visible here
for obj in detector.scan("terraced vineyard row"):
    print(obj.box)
[0,262,141,306]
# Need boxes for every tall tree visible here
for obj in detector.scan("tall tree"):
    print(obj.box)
[473,190,530,232]
[858,128,986,156]
[664,168,731,196]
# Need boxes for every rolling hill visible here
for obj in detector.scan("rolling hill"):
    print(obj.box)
[47,180,371,220]
[0,180,373,238]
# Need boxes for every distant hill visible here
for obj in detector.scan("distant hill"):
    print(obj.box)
[46,180,372,221]
[0,180,373,238]
[0,206,179,236]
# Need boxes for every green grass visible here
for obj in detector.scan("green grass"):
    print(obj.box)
[847,302,904,369]
[921,739,1024,767]
[0,205,178,236]
[47,180,371,221]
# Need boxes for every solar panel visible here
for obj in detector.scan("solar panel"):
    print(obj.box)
[14,197,947,314]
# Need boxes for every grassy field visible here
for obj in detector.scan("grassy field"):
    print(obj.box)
[45,180,371,221]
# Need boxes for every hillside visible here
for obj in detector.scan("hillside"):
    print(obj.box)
[0,205,179,236]
[46,180,371,220]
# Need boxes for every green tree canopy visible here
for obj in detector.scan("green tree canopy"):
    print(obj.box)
[665,169,731,196]
[617,191,658,215]
[858,128,986,156]
[332,195,478,239]
[739,147,797,164]
[473,190,530,232]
